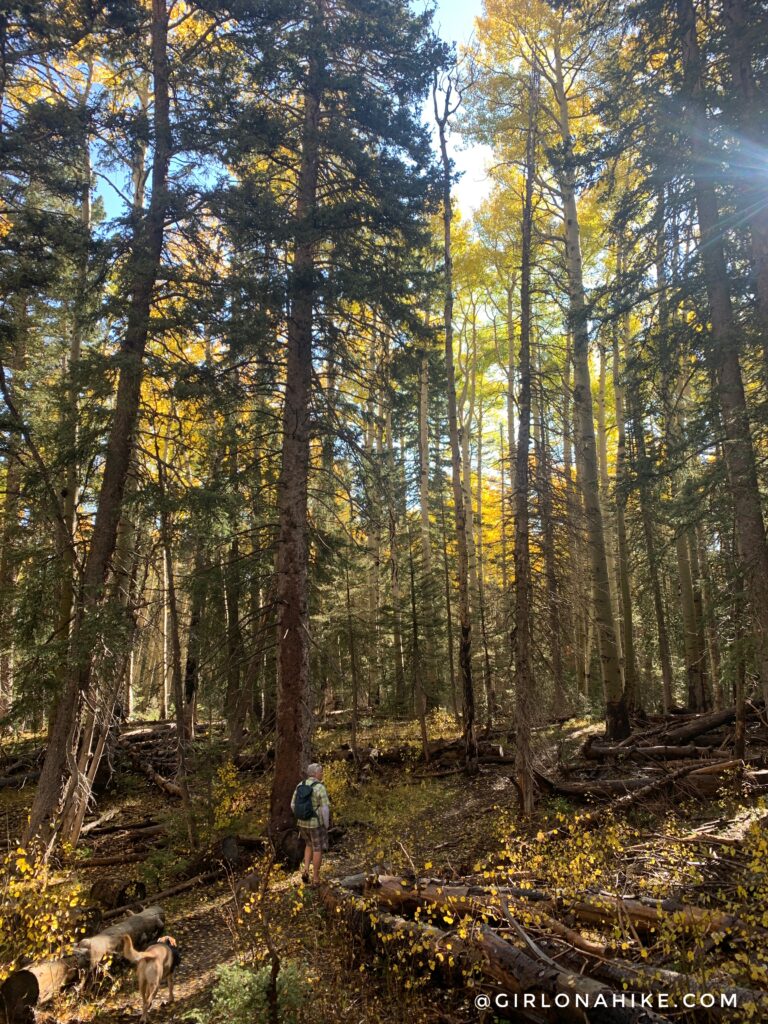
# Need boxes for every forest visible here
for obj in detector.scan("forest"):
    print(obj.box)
[1,0,768,1021]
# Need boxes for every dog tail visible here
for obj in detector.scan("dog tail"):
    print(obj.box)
[121,934,145,964]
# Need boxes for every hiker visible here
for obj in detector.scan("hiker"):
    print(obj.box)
[291,762,330,885]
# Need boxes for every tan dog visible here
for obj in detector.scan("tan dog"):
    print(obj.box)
[121,934,178,1021]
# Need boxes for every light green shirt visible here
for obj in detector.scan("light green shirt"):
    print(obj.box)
[291,778,330,828]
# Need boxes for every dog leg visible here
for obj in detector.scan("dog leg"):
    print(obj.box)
[146,979,159,1019]
[168,973,175,1002]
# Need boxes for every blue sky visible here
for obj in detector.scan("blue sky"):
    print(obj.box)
[428,0,493,215]
[432,0,481,45]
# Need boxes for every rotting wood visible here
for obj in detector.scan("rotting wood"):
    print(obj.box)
[0,957,78,1024]
[101,869,224,920]
[117,737,182,797]
[324,878,670,1023]
[74,904,165,969]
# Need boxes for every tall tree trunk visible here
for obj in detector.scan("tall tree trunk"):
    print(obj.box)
[269,23,323,844]
[630,398,674,712]
[506,284,517,496]
[161,548,170,719]
[475,403,494,731]
[0,299,25,718]
[183,549,206,739]
[553,41,628,739]
[596,342,622,665]
[407,524,430,761]
[345,565,359,761]
[696,522,723,709]
[56,91,92,717]
[365,334,382,709]
[159,506,197,849]
[675,0,768,705]
[562,338,583,694]
[418,348,438,709]
[535,375,565,716]
[386,405,407,709]
[612,314,638,711]
[439,484,459,722]
[434,77,477,771]
[720,0,768,382]
[513,64,538,815]
[687,527,710,710]
[25,0,172,846]
[225,435,247,753]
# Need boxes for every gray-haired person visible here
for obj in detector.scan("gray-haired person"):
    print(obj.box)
[291,763,331,885]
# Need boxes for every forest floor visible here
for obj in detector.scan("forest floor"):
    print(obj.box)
[1,711,767,1024]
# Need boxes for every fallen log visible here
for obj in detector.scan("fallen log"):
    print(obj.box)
[117,738,182,797]
[534,760,753,817]
[367,876,609,957]
[475,923,670,1023]
[657,707,741,746]
[74,904,165,969]
[80,808,121,834]
[0,957,78,1024]
[70,852,150,868]
[563,894,743,938]
[555,951,768,1021]
[582,740,717,762]
[89,878,147,910]
[0,772,40,789]
[319,882,476,990]
[325,879,669,1023]
[367,876,742,945]
[0,906,165,1022]
[610,707,745,749]
[101,869,224,920]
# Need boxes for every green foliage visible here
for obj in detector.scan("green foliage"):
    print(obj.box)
[185,961,310,1024]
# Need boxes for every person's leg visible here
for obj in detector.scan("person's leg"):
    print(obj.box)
[311,848,322,883]
[301,837,311,881]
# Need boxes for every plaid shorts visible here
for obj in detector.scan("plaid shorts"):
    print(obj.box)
[299,823,328,852]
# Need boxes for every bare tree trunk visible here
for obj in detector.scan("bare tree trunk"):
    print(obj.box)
[159,508,197,848]
[513,64,538,815]
[439,484,459,722]
[160,549,169,720]
[346,565,360,757]
[553,41,628,739]
[0,302,24,717]
[269,20,323,844]
[56,93,92,719]
[535,374,565,716]
[407,525,430,761]
[687,528,711,710]
[366,335,382,708]
[385,405,407,709]
[345,566,359,761]
[720,0,768,382]
[434,76,477,771]
[612,297,638,710]
[696,522,723,709]
[475,403,494,731]
[183,549,205,740]
[225,435,247,754]
[562,339,583,694]
[418,348,438,708]
[631,398,674,712]
[506,284,517,496]
[597,342,622,665]
[26,0,172,846]
[675,0,768,706]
